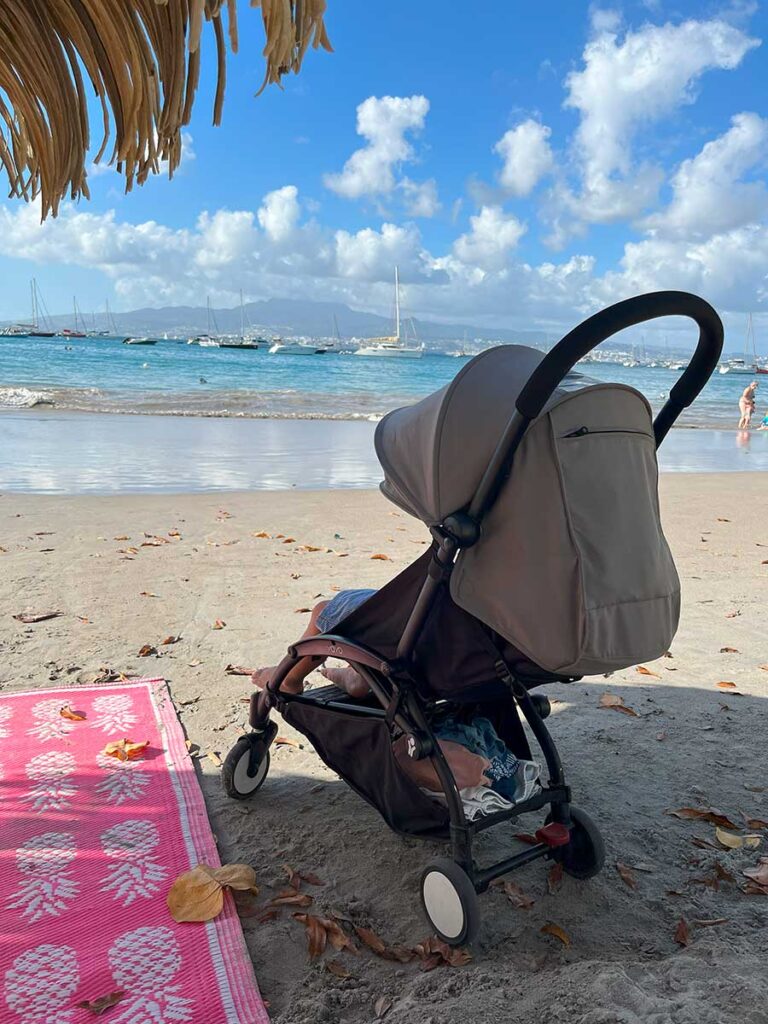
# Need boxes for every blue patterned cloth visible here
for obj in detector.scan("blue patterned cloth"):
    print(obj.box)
[315,589,376,634]
[433,716,523,801]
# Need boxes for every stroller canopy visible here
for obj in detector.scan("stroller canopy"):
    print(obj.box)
[374,345,680,676]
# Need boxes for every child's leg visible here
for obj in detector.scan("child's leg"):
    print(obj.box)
[251,601,329,695]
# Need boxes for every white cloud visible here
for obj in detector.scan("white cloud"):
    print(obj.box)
[559,18,760,230]
[334,222,426,280]
[453,206,527,272]
[323,95,429,200]
[399,178,440,217]
[641,112,768,239]
[257,185,301,242]
[493,119,554,196]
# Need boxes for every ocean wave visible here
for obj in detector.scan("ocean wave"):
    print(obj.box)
[0,387,55,408]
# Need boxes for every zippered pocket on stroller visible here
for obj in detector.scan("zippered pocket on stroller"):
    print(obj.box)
[561,426,654,439]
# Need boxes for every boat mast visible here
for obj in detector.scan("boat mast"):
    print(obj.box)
[240,289,245,339]
[747,313,756,364]
[31,279,37,328]
[394,266,401,342]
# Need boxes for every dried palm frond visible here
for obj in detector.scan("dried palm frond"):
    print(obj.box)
[0,0,332,219]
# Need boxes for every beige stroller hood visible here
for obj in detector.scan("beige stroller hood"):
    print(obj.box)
[374,345,680,676]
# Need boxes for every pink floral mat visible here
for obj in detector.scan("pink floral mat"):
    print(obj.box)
[0,679,269,1024]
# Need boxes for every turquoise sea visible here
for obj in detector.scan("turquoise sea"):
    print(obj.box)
[2,335,767,492]
[0,333,762,426]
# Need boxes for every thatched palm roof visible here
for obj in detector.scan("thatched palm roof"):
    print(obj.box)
[0,0,331,219]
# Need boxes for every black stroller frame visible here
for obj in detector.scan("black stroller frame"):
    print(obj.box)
[224,291,723,944]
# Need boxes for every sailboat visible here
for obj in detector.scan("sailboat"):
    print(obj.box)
[28,279,56,337]
[59,297,87,338]
[719,314,767,374]
[353,267,424,358]
[189,297,222,346]
[216,290,265,349]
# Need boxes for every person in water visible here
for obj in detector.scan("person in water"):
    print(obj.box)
[738,381,758,429]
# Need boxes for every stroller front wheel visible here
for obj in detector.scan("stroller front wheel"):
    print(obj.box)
[546,805,605,879]
[420,858,480,946]
[222,735,270,800]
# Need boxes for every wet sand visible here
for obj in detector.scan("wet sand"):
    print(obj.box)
[1,478,767,1023]
[2,410,768,493]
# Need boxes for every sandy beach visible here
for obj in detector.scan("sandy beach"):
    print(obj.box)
[1,477,767,1023]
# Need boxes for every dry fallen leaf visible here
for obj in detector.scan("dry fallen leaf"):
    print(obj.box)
[371,553,392,561]
[501,880,535,910]
[615,862,637,890]
[225,664,257,676]
[59,705,86,721]
[636,665,660,678]
[715,827,761,850]
[212,619,226,630]
[540,922,570,947]
[717,681,737,690]
[270,891,314,908]
[167,864,258,923]
[275,736,302,749]
[669,808,740,830]
[207,751,223,768]
[325,960,352,979]
[413,936,471,970]
[674,918,690,947]
[138,644,158,657]
[102,739,149,762]
[252,531,272,538]
[374,995,393,1019]
[693,918,729,928]
[13,610,62,623]
[140,591,159,598]
[547,862,564,894]
[720,647,739,654]
[294,607,312,614]
[282,864,323,890]
[161,635,181,645]
[743,816,768,830]
[113,535,130,541]
[75,991,125,1016]
[599,693,639,717]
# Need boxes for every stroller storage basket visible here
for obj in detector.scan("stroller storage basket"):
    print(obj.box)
[281,700,449,837]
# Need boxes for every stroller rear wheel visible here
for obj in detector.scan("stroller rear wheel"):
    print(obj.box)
[420,858,480,946]
[545,805,605,879]
[222,734,270,800]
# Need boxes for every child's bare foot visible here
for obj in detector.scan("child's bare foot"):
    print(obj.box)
[250,667,304,695]
[318,665,369,699]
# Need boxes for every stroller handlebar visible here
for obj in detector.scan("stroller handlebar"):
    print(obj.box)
[515,291,724,444]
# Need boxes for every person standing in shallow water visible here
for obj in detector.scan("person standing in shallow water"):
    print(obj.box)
[738,381,758,429]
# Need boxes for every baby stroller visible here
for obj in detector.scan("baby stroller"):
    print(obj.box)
[223,291,723,944]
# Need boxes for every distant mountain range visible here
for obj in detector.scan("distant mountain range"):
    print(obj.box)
[7,297,549,347]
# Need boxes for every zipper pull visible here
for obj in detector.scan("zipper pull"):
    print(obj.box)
[564,426,589,437]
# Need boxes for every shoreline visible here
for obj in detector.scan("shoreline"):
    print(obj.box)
[1,409,767,495]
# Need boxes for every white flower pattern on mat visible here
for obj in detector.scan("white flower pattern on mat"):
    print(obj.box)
[95,751,151,805]
[91,693,137,733]
[109,927,193,1024]
[22,752,77,813]
[3,943,79,1024]
[28,699,73,741]
[7,831,79,923]
[0,704,13,738]
[100,820,168,906]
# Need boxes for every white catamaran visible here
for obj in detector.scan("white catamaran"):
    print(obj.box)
[353,267,424,358]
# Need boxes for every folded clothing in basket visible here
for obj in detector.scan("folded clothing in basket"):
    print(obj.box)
[433,715,541,804]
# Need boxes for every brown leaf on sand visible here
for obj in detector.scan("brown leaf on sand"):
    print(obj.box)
[599,693,639,717]
[294,607,312,614]
[742,860,768,892]
[371,553,392,561]
[514,832,541,846]
[500,880,535,909]
[325,960,353,980]
[693,918,729,927]
[615,862,638,890]
[140,591,159,598]
[715,827,761,850]
[760,665,768,672]
[252,530,272,538]
[547,862,564,894]
[113,535,130,541]
[269,890,314,908]
[714,862,736,884]
[118,547,139,555]
[374,996,394,1019]
[636,665,661,678]
[290,913,328,958]
[59,705,86,721]
[717,681,737,690]
[224,664,256,676]
[212,619,226,630]
[275,736,301,749]
[141,537,169,547]
[13,610,62,623]
[720,647,739,654]
[282,864,323,890]
[207,751,223,768]
[354,925,387,956]
[413,937,471,971]
[102,739,149,762]
[160,635,181,645]
[743,816,768,831]
[138,644,157,657]
[725,610,741,619]
[668,808,740,830]
[716,517,731,522]
[540,922,570,948]
[674,918,690,947]
[75,991,125,1015]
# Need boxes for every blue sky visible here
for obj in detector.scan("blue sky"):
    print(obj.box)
[1,0,767,344]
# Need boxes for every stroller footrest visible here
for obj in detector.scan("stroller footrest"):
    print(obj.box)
[299,683,368,706]
[534,822,571,848]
